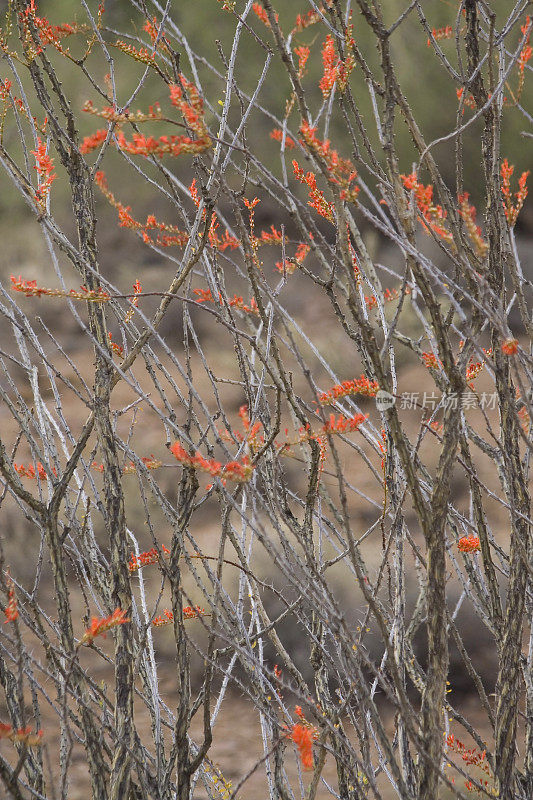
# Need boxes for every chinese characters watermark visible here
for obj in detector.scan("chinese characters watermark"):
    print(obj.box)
[396,391,498,410]
[376,391,500,411]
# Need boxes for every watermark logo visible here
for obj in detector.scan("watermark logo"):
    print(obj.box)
[375,390,396,411]
[398,391,499,410]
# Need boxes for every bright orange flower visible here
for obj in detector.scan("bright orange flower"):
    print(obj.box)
[252,3,272,26]
[322,413,367,434]
[319,35,337,97]
[427,25,453,47]
[0,723,43,746]
[290,723,317,770]
[318,375,379,405]
[4,575,18,623]
[421,352,442,370]
[80,129,108,154]
[318,27,355,97]
[152,606,204,626]
[31,138,56,203]
[170,442,254,483]
[457,536,480,553]
[501,338,518,355]
[11,275,109,302]
[401,172,452,242]
[293,161,334,222]
[269,127,296,147]
[128,545,170,573]
[457,193,488,257]
[501,160,529,226]
[81,609,129,644]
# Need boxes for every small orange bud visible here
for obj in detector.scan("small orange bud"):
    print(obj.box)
[501,338,518,355]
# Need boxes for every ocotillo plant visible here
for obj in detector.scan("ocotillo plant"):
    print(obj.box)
[0,1,531,799]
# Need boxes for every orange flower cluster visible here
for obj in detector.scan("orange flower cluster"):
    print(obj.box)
[122,455,162,474]
[259,225,284,245]
[421,352,441,370]
[207,215,241,252]
[401,173,453,243]
[322,412,367,434]
[289,718,318,770]
[513,24,532,104]
[95,171,189,248]
[11,276,110,302]
[124,278,142,324]
[292,3,333,33]
[115,129,205,159]
[0,79,12,103]
[252,3,272,26]
[98,167,286,259]
[192,288,214,303]
[0,723,43,747]
[152,606,204,627]
[275,414,366,482]
[13,461,57,480]
[270,128,295,149]
[91,455,162,474]
[518,17,532,76]
[299,122,359,203]
[31,138,56,204]
[365,287,400,310]
[4,575,18,624]
[170,442,254,483]
[153,609,174,627]
[320,35,339,98]
[501,338,518,356]
[218,405,265,455]
[244,196,261,258]
[238,405,263,443]
[276,240,312,274]
[108,332,124,358]
[294,45,310,76]
[80,130,108,153]
[458,193,488,257]
[350,244,360,279]
[169,75,211,149]
[128,545,169,573]
[427,25,453,46]
[143,16,170,53]
[293,9,321,33]
[82,99,163,125]
[192,288,259,315]
[457,536,480,553]
[82,78,210,159]
[318,375,379,405]
[185,605,205,618]
[319,29,355,97]
[189,178,202,210]
[54,22,90,38]
[425,419,444,434]
[111,39,158,66]
[446,733,493,793]
[81,609,129,645]
[456,87,477,110]
[466,358,485,383]
[501,159,529,227]
[293,161,334,222]
[518,405,530,434]
[20,0,84,56]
